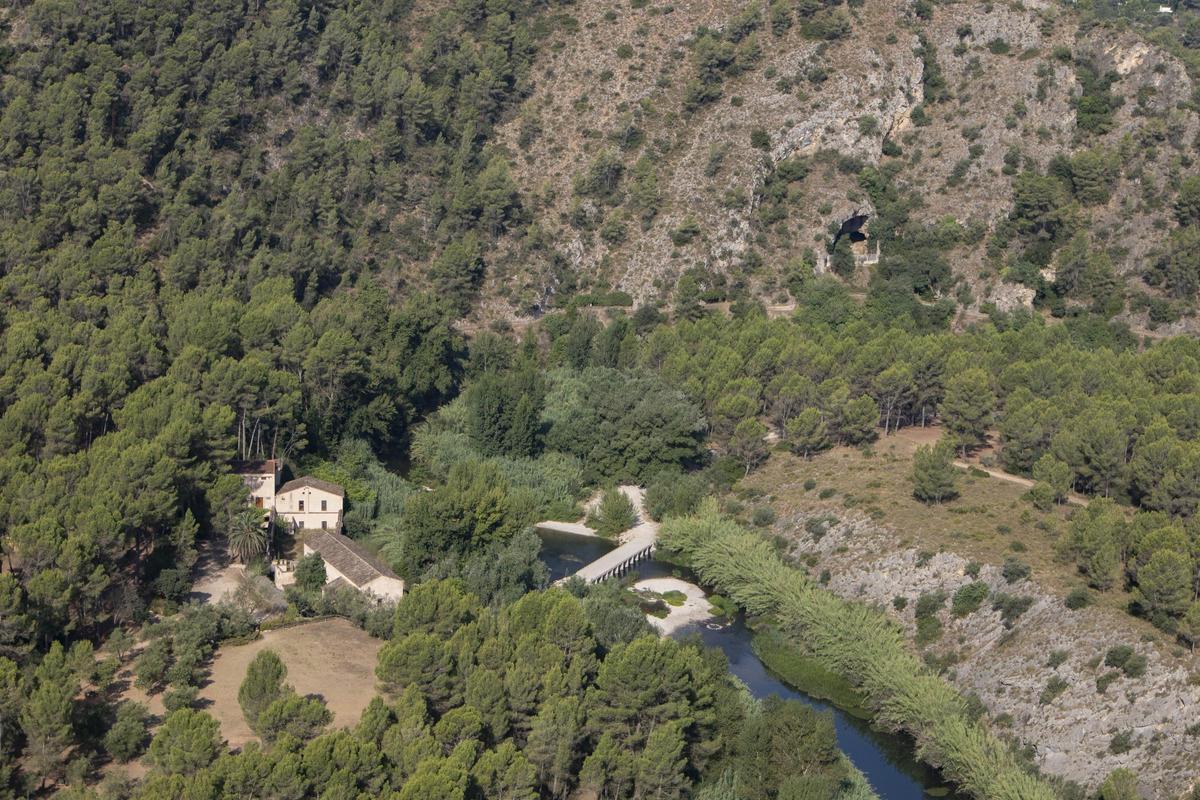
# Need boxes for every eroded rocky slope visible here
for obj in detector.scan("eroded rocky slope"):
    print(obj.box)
[484,0,1200,332]
[776,509,1199,798]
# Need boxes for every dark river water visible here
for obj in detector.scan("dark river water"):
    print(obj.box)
[536,528,959,800]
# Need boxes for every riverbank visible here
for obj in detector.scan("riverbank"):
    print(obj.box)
[634,577,715,634]
[660,505,1060,800]
[536,531,956,799]
[751,627,871,720]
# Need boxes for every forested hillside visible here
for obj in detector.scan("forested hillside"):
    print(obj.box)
[2,0,1200,797]
[0,0,558,645]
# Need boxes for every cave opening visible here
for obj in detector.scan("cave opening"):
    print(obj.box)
[832,214,869,247]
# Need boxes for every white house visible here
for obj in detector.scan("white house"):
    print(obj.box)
[237,460,282,510]
[274,476,344,532]
[299,529,405,602]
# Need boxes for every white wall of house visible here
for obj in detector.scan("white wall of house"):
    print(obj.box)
[362,575,405,602]
[277,486,342,530]
[242,471,277,509]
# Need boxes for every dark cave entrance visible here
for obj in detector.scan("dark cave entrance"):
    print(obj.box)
[832,214,869,247]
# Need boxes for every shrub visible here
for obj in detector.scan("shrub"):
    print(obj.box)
[1108,730,1134,755]
[916,615,943,645]
[708,594,738,616]
[964,561,981,579]
[1039,675,1069,705]
[1104,645,1134,669]
[803,478,817,491]
[751,506,777,527]
[1046,650,1068,669]
[804,515,836,541]
[661,590,687,606]
[1095,671,1120,694]
[1064,586,1091,610]
[915,589,947,619]
[644,470,708,521]
[992,593,1034,628]
[817,488,836,499]
[1121,653,1147,679]
[952,582,989,617]
[892,596,908,611]
[671,216,702,246]
[1001,556,1031,584]
[104,702,151,762]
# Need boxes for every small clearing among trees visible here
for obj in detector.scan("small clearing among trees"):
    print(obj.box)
[198,619,382,747]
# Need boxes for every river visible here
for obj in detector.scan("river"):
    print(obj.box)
[536,528,960,800]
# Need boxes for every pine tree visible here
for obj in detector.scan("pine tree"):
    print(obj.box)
[837,396,878,445]
[785,408,828,459]
[940,368,994,455]
[146,709,222,775]
[1031,454,1072,504]
[20,643,76,788]
[729,419,768,475]
[526,697,581,799]
[467,373,509,457]
[1179,602,1200,652]
[910,442,959,504]
[579,733,630,800]
[464,668,510,743]
[634,721,687,800]
[472,741,538,800]
[238,650,288,732]
[0,658,22,758]
[1136,549,1192,621]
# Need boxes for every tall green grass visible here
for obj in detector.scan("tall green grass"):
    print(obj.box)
[661,500,1057,800]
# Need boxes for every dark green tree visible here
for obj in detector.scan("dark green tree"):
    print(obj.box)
[238,650,288,733]
[911,442,959,504]
[146,709,223,775]
[294,553,328,594]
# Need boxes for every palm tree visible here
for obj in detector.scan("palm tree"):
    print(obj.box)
[228,509,269,564]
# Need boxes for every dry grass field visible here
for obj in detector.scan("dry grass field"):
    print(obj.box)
[741,426,1136,612]
[198,618,384,748]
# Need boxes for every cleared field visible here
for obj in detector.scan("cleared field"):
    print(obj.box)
[199,617,384,747]
[742,427,1134,611]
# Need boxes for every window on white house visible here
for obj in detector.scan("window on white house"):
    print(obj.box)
[299,500,305,511]
[321,500,327,511]
[321,520,327,529]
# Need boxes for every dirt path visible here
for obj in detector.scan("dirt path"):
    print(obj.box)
[951,460,1088,507]
[891,425,1090,506]
[189,535,245,604]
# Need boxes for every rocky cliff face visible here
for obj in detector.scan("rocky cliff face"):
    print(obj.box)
[778,509,1198,799]
[482,0,1199,330]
